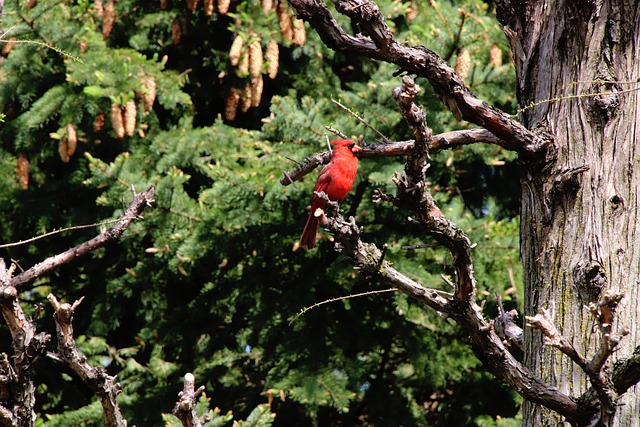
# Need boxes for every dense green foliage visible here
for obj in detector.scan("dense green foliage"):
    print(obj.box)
[1,0,523,425]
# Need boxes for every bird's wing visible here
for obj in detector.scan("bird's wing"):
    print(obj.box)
[314,165,333,193]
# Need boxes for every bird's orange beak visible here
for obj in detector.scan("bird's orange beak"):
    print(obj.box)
[352,144,362,153]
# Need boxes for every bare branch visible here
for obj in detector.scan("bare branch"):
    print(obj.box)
[492,294,524,351]
[287,0,547,154]
[279,151,332,187]
[0,404,15,426]
[11,185,155,288]
[587,291,627,373]
[324,125,349,140]
[319,209,580,419]
[48,294,128,427]
[279,129,503,187]
[0,259,50,427]
[526,292,631,424]
[430,129,504,149]
[0,218,122,249]
[391,77,475,301]
[394,76,432,195]
[173,373,207,427]
[611,345,640,395]
[526,308,588,370]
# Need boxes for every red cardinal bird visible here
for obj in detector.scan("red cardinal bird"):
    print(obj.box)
[299,139,361,249]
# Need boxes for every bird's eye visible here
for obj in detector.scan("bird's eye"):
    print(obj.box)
[348,144,355,149]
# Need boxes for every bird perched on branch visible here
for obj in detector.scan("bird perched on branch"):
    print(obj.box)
[299,139,361,249]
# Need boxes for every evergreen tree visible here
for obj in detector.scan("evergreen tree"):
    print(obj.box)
[0,0,526,425]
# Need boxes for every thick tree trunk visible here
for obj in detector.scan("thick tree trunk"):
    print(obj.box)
[498,1,640,425]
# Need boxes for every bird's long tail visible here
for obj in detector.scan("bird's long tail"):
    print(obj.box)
[299,211,319,249]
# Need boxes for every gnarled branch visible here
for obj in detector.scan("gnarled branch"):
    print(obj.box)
[527,291,631,425]
[286,0,548,154]
[0,259,49,427]
[320,207,579,419]
[48,294,128,427]
[279,129,506,187]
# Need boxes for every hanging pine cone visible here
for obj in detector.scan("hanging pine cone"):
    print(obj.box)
[217,0,231,15]
[489,44,503,67]
[238,50,249,76]
[110,103,125,139]
[229,35,243,66]
[160,0,170,10]
[250,75,263,107]
[66,124,77,157]
[102,0,116,39]
[407,1,418,20]
[58,139,70,163]
[1,39,15,57]
[171,18,182,45]
[140,76,157,112]
[248,37,263,79]
[265,39,279,79]
[16,153,29,190]
[262,0,273,14]
[94,112,106,133]
[454,48,471,82]
[292,19,306,46]
[239,82,252,113]
[124,100,137,137]
[277,2,293,42]
[225,88,240,121]
[204,0,215,16]
[186,0,199,12]
[94,0,104,18]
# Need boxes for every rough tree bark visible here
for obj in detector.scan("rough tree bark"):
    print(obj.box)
[282,0,640,426]
[495,1,640,425]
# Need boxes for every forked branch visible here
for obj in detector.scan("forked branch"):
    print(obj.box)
[527,291,631,425]
[48,294,128,427]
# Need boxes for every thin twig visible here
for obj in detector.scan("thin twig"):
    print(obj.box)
[526,308,588,370]
[282,171,298,188]
[285,156,305,166]
[401,243,438,250]
[325,126,349,140]
[517,86,640,114]
[440,274,455,289]
[443,9,468,62]
[0,218,123,249]
[331,98,391,143]
[11,185,155,287]
[289,288,397,325]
